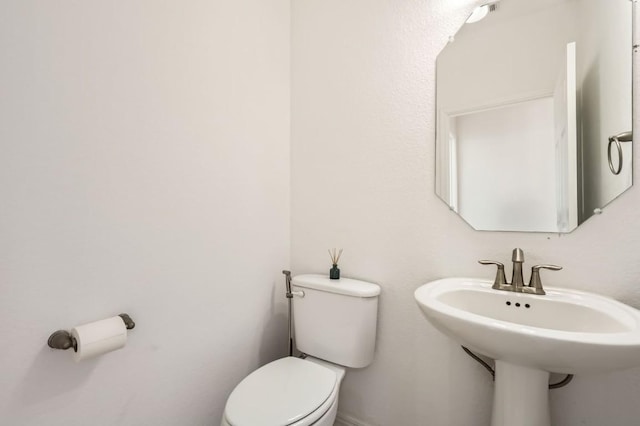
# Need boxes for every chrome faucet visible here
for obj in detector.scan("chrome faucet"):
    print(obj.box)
[479,248,562,295]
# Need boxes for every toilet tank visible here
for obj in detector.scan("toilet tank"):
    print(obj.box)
[291,274,380,368]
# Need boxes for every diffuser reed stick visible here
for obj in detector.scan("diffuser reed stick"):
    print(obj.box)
[328,248,343,265]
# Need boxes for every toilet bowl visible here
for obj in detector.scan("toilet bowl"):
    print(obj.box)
[221,357,345,426]
[221,275,380,426]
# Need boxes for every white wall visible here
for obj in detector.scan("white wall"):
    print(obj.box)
[292,1,640,425]
[0,1,290,425]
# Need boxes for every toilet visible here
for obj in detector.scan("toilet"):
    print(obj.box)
[221,274,381,426]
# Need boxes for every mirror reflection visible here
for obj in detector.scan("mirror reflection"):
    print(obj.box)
[435,0,633,233]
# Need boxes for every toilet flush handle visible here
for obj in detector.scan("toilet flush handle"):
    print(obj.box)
[290,290,305,298]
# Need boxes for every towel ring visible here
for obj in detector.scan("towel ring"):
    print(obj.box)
[608,131,633,175]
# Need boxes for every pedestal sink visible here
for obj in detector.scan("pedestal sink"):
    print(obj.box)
[414,278,640,426]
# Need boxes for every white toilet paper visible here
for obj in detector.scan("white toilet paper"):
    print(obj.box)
[71,316,127,362]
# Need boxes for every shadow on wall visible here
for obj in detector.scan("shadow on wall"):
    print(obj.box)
[216,277,288,426]
[11,344,97,407]
[258,277,288,366]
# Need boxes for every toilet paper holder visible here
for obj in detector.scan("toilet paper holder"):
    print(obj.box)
[47,313,135,351]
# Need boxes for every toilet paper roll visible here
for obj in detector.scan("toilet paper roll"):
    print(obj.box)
[71,316,127,362]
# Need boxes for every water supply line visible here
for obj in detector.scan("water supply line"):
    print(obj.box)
[462,346,495,380]
[282,270,294,356]
[461,346,573,390]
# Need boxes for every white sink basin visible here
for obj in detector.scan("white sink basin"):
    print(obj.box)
[415,277,640,374]
[415,278,640,426]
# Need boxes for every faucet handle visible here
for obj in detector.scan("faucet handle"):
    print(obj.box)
[527,264,562,295]
[479,260,509,290]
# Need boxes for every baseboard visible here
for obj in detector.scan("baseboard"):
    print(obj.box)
[335,411,376,426]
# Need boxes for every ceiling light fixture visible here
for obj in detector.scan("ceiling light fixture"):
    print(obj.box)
[466,4,490,23]
[466,1,500,24]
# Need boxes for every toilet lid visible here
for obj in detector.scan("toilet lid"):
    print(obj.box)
[225,357,337,426]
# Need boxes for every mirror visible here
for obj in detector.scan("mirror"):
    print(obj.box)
[435,0,633,232]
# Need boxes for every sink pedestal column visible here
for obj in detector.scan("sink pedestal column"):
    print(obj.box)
[491,361,551,426]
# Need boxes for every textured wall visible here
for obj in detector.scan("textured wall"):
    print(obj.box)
[0,1,290,424]
[292,0,640,425]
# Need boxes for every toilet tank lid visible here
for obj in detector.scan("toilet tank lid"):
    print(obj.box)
[292,274,380,298]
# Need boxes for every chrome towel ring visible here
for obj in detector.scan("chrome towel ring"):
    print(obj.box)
[608,131,633,175]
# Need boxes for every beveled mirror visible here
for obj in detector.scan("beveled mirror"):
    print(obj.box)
[435,0,633,232]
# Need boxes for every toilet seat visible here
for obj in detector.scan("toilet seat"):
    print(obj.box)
[224,357,338,426]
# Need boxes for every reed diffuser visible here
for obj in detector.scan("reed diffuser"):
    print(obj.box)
[328,248,343,280]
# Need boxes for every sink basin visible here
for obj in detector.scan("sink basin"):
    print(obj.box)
[415,277,640,374]
[415,278,640,426]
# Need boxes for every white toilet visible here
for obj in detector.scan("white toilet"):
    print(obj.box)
[221,274,380,426]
